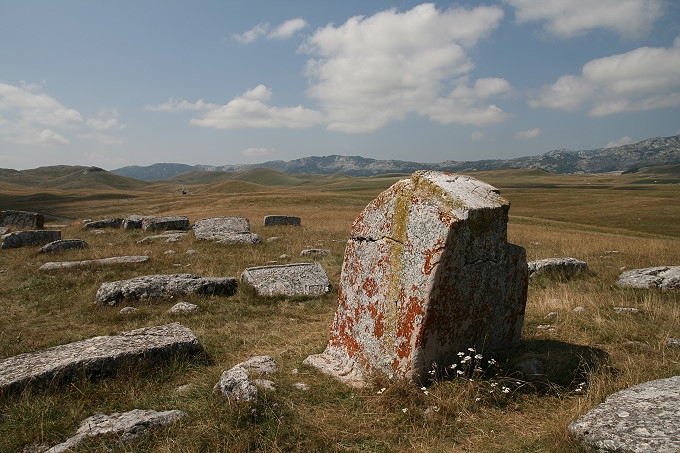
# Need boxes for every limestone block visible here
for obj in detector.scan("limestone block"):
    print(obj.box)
[617,266,680,290]
[241,262,331,297]
[264,215,301,226]
[528,257,587,277]
[38,239,88,253]
[94,273,238,306]
[214,356,278,401]
[0,323,202,395]
[193,216,260,244]
[39,255,149,271]
[304,171,527,387]
[300,249,330,257]
[83,218,124,229]
[0,210,44,229]
[141,216,190,231]
[122,215,145,229]
[36,409,187,452]
[1,230,61,249]
[569,376,680,453]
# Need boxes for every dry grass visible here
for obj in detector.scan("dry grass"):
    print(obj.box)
[0,170,679,452]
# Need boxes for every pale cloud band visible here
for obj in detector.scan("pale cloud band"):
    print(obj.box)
[531,37,680,116]
[0,81,124,146]
[233,18,308,44]
[515,128,540,139]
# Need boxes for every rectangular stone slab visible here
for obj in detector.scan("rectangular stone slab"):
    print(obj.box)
[0,210,44,229]
[39,255,150,271]
[1,230,61,249]
[0,323,203,395]
[241,262,331,297]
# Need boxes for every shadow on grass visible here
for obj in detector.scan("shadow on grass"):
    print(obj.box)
[496,339,611,393]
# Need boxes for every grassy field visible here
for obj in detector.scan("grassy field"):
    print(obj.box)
[0,167,679,452]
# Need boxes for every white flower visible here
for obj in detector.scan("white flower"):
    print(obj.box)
[402,408,408,413]
[457,352,465,357]
[449,364,457,369]
[502,386,510,394]
[474,354,483,360]
[468,348,475,352]
[377,387,386,395]
[488,358,497,365]
[456,370,465,376]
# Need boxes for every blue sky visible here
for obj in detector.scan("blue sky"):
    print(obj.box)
[1,0,679,170]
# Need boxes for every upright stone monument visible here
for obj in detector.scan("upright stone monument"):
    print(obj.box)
[304,171,528,386]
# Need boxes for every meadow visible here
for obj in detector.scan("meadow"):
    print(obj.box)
[0,166,679,452]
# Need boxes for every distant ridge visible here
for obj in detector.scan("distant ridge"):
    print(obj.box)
[108,133,677,180]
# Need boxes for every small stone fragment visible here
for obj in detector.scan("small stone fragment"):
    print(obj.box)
[293,382,309,391]
[214,356,278,402]
[118,307,139,315]
[613,307,639,314]
[528,257,587,278]
[168,302,201,314]
[83,218,124,229]
[264,215,301,226]
[299,249,330,257]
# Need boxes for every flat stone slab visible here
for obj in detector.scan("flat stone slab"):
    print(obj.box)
[0,323,203,395]
[193,216,260,244]
[1,230,61,249]
[264,215,301,226]
[617,266,680,290]
[569,376,680,453]
[300,249,330,257]
[137,232,187,244]
[241,262,331,297]
[36,409,187,453]
[0,210,44,229]
[38,239,88,253]
[528,257,587,277]
[39,256,149,271]
[94,273,238,305]
[142,216,190,231]
[83,218,124,229]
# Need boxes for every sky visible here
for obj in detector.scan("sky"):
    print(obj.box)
[1,0,679,171]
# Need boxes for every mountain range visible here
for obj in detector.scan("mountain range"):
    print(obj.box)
[111,134,680,180]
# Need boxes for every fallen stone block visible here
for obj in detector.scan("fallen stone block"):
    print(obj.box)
[617,266,680,290]
[0,323,203,395]
[241,262,331,297]
[1,230,61,249]
[94,273,238,306]
[193,216,260,244]
[38,239,88,253]
[34,409,187,452]
[141,216,190,231]
[122,215,146,230]
[569,376,680,453]
[83,218,124,229]
[214,356,278,402]
[39,255,149,271]
[264,215,301,226]
[304,171,527,387]
[137,232,187,244]
[527,257,587,277]
[0,210,44,229]
[300,249,330,257]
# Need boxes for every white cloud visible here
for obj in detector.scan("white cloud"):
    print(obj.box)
[189,85,325,129]
[233,23,270,44]
[605,136,635,148]
[268,18,307,40]
[86,108,125,130]
[514,128,540,139]
[505,0,664,39]
[471,131,486,141]
[531,37,680,116]
[233,18,307,44]
[0,81,82,145]
[144,99,216,112]
[241,147,275,157]
[301,3,508,132]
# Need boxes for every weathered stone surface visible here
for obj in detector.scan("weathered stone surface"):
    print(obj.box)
[1,230,61,249]
[241,262,331,297]
[168,301,201,313]
[38,409,187,453]
[0,210,44,229]
[617,266,680,290]
[142,215,190,231]
[137,232,187,244]
[300,249,330,257]
[527,257,588,277]
[192,216,260,244]
[122,215,145,230]
[304,171,528,387]
[39,255,149,271]
[214,356,278,401]
[667,338,680,348]
[264,215,301,226]
[569,376,680,453]
[0,227,8,235]
[38,239,88,253]
[83,218,124,229]
[118,306,139,315]
[0,323,203,395]
[94,273,238,306]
